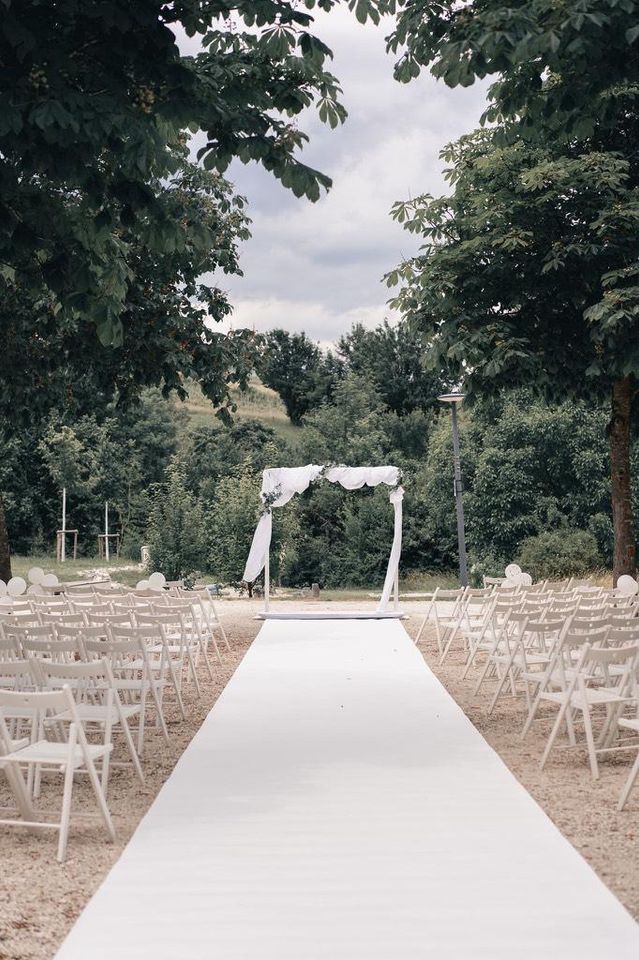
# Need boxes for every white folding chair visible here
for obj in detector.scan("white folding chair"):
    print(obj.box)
[37,658,145,793]
[0,686,115,861]
[85,629,169,754]
[540,643,639,778]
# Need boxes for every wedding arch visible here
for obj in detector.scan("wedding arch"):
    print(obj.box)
[243,465,404,615]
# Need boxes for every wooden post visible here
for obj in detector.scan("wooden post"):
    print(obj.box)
[61,487,67,562]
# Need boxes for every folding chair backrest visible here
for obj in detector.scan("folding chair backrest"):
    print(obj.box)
[136,611,182,627]
[0,658,34,689]
[562,626,608,650]
[570,611,608,632]
[584,644,639,685]
[22,637,80,662]
[38,658,111,696]
[436,589,466,602]
[0,684,73,715]
[85,612,132,628]
[38,611,86,627]
[525,618,565,637]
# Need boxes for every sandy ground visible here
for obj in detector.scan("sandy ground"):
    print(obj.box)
[0,602,637,959]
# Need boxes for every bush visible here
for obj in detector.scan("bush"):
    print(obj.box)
[516,529,600,581]
[146,460,207,580]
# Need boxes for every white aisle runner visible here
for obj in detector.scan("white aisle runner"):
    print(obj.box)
[55,619,639,959]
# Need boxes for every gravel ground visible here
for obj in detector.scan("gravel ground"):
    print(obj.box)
[0,602,636,959]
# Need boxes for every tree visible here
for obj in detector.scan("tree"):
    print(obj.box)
[388,129,639,579]
[182,420,289,501]
[147,459,208,580]
[388,0,639,143]
[338,320,446,415]
[0,154,252,578]
[257,329,343,424]
[0,0,389,579]
[1,0,386,344]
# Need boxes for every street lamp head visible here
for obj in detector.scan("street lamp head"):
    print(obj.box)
[438,392,465,404]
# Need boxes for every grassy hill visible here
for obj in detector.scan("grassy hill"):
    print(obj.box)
[177,378,302,444]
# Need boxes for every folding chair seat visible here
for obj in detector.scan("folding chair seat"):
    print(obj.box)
[539,643,639,778]
[173,588,230,655]
[134,612,195,712]
[439,587,495,665]
[0,685,115,860]
[37,659,144,792]
[85,630,169,753]
[486,617,566,715]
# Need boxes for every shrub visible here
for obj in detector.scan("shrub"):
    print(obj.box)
[146,460,207,580]
[516,529,600,581]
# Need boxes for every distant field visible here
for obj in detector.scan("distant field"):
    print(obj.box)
[177,378,303,444]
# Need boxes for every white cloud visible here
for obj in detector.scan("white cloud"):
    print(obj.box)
[187,9,489,343]
[218,296,389,347]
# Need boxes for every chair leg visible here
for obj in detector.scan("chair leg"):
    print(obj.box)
[119,715,145,785]
[57,726,77,862]
[618,749,639,810]
[541,700,570,770]
[581,706,599,780]
[83,744,116,843]
[414,615,427,645]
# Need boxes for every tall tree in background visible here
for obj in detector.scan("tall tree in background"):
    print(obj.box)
[388,130,639,580]
[257,330,343,424]
[387,0,639,580]
[338,320,446,415]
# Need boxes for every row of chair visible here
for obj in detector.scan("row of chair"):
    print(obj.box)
[0,585,231,860]
[414,580,639,810]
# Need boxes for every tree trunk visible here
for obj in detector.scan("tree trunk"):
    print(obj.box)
[610,375,637,584]
[0,494,12,582]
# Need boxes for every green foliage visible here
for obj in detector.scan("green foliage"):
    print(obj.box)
[0,0,390,346]
[4,390,180,557]
[388,132,639,403]
[388,0,639,144]
[337,320,446,415]
[516,530,601,581]
[466,394,613,565]
[257,329,343,425]
[147,459,207,580]
[183,421,288,501]
[386,0,639,575]
[0,156,255,423]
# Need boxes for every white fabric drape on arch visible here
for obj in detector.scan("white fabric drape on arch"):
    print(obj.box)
[242,465,404,612]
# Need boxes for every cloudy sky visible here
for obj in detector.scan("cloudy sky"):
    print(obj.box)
[186,11,488,346]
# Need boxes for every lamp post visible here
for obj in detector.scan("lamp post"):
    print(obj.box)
[438,392,469,587]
